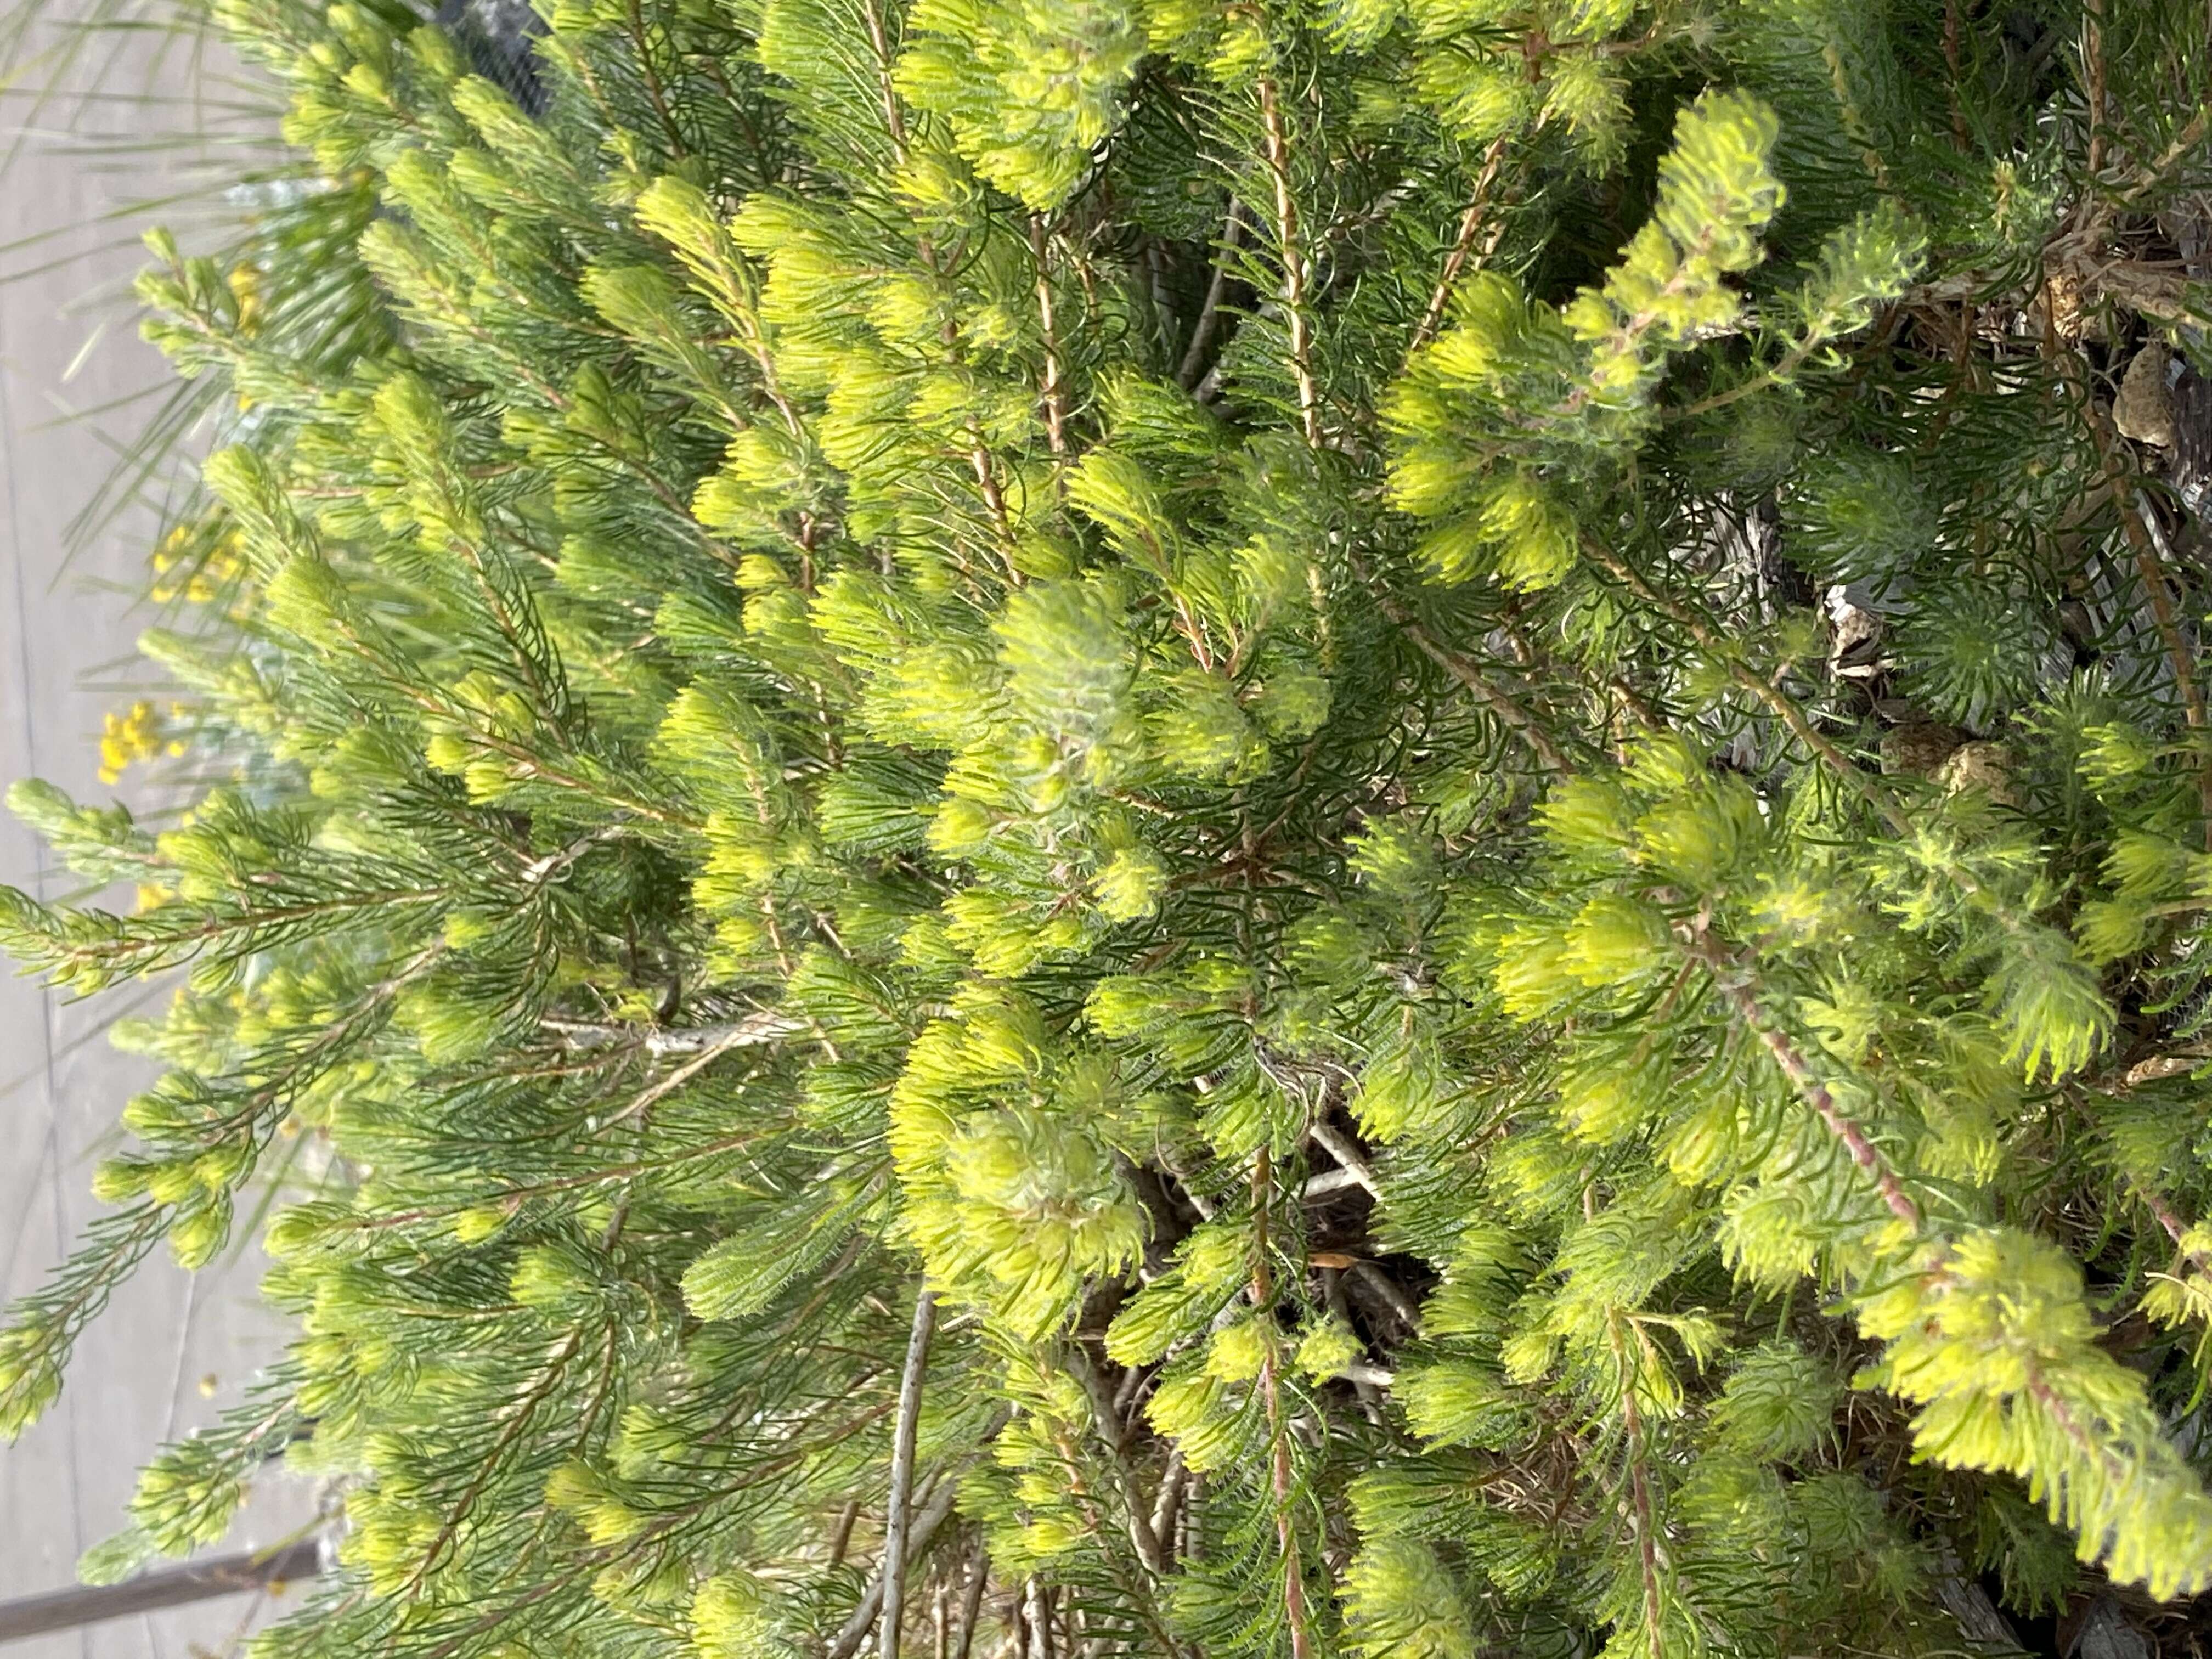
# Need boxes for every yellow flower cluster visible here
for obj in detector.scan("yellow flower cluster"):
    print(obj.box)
[98,699,188,785]
[150,526,247,606]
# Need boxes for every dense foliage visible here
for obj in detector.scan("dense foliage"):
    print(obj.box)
[9,0,2212,1653]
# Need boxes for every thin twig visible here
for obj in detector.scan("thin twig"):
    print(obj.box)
[1611,1320,1667,1659]
[830,1499,862,1568]
[407,1331,583,1593]
[1306,1121,1381,1199]
[1683,932,1922,1230]
[1302,1167,1367,1199]
[517,822,630,887]
[2116,105,2210,204]
[1349,1259,1422,1330]
[1249,1149,1314,1659]
[1666,336,1822,422]
[1363,573,1570,772]
[2084,0,2107,177]
[1148,1448,1188,1550]
[825,1476,963,1659]
[622,0,687,159]
[1177,203,1247,390]
[882,1287,940,1659]
[1067,1347,1167,1572]
[1941,0,1970,151]
[858,0,911,162]
[541,1010,800,1056]
[1030,217,1068,458]
[2137,1184,2212,1276]
[594,1025,765,1127]
[1409,134,1509,356]
[950,1538,989,1659]
[965,427,1025,584]
[1255,75,1321,447]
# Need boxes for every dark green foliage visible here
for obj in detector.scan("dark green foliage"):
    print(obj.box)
[10,0,2212,1655]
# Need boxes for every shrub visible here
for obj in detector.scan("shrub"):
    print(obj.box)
[9,0,2212,1654]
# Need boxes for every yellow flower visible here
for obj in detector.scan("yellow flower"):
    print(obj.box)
[97,700,170,784]
[227,262,263,331]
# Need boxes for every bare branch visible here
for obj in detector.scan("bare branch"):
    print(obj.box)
[1306,1121,1381,1200]
[1148,1448,1187,1550]
[541,1010,800,1056]
[882,1287,939,1659]
[949,1538,989,1659]
[1349,1259,1421,1330]
[1302,1166,1367,1200]
[825,1475,962,1659]
[1177,204,1247,391]
[1067,1347,1167,1573]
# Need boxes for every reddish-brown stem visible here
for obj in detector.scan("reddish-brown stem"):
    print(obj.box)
[622,0,687,158]
[965,431,1023,583]
[1355,559,1570,772]
[2138,1185,2212,1276]
[1611,1323,1666,1659]
[1409,134,1510,356]
[1684,934,1922,1231]
[1942,0,1970,150]
[408,1331,583,1594]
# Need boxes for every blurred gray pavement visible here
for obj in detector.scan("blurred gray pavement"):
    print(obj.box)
[1,20,315,1658]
